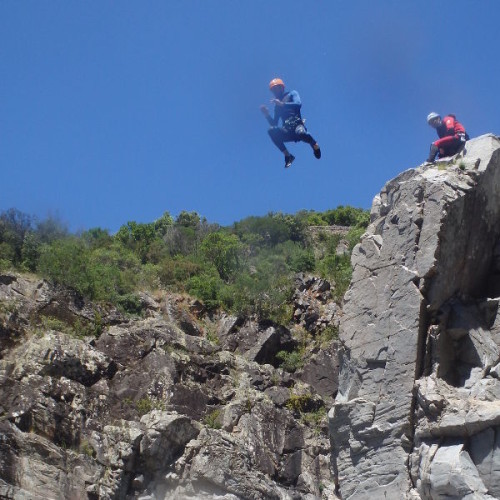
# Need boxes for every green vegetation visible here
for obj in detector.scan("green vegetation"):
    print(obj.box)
[35,314,104,339]
[276,349,304,373]
[79,439,96,458]
[286,393,327,433]
[286,393,313,413]
[135,397,165,416]
[0,205,369,322]
[203,408,222,429]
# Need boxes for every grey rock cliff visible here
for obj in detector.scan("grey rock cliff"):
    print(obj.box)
[329,134,500,499]
[0,272,339,498]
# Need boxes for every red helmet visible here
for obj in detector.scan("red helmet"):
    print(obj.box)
[269,78,285,90]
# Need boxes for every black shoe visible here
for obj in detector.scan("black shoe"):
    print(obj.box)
[285,154,295,168]
[312,143,321,159]
[427,144,439,163]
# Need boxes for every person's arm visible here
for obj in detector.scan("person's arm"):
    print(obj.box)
[442,116,456,136]
[270,91,302,116]
[260,104,278,126]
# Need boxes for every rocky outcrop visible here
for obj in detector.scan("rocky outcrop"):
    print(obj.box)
[293,274,339,334]
[0,272,337,498]
[329,134,500,499]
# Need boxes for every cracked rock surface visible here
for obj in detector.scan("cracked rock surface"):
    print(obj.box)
[0,272,338,498]
[329,134,500,499]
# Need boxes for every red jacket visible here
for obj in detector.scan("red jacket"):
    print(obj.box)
[437,114,466,139]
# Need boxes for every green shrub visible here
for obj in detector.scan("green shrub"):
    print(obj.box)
[286,394,312,413]
[200,232,241,281]
[233,213,292,247]
[301,406,327,433]
[0,258,12,272]
[317,254,352,302]
[37,315,104,339]
[115,221,157,263]
[40,316,68,332]
[153,211,174,236]
[317,325,339,346]
[288,248,315,273]
[276,349,304,372]
[0,209,35,267]
[187,270,223,311]
[175,211,201,228]
[346,225,366,250]
[203,409,222,429]
[116,293,143,315]
[74,314,104,338]
[79,439,96,458]
[19,233,41,271]
[158,256,202,287]
[322,206,370,227]
[38,238,93,297]
[135,397,164,416]
[80,228,113,249]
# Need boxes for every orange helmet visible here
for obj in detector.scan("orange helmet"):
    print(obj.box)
[269,78,285,90]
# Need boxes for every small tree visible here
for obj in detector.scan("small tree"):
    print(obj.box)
[38,238,93,297]
[201,232,241,281]
[175,211,200,228]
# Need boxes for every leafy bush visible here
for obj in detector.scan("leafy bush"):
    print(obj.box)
[158,256,202,287]
[322,206,370,227]
[0,243,15,269]
[187,270,223,311]
[0,209,35,267]
[317,253,352,302]
[286,394,313,413]
[288,247,315,273]
[203,409,222,429]
[38,238,93,297]
[276,350,304,372]
[135,397,164,416]
[200,232,241,281]
[37,314,103,339]
[87,243,141,300]
[21,233,41,272]
[115,221,157,263]
[175,211,201,228]
[116,293,144,315]
[233,213,292,247]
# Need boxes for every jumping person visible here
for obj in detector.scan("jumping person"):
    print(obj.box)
[260,78,321,168]
[426,112,468,163]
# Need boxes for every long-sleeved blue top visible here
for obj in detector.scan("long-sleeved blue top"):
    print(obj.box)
[266,90,302,127]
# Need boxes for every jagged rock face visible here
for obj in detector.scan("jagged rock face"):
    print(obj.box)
[293,274,339,334]
[329,135,500,499]
[0,272,338,498]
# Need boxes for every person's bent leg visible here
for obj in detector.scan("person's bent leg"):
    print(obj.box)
[268,127,289,152]
[434,136,461,157]
[294,125,321,159]
[268,127,295,167]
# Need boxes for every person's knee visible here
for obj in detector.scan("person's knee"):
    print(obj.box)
[295,127,314,144]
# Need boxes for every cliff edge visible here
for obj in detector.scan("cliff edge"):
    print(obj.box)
[329,134,500,499]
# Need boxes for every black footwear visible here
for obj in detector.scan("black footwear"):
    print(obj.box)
[313,143,321,159]
[427,144,439,163]
[285,154,295,168]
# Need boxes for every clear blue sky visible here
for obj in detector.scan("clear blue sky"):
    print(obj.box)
[2,1,500,232]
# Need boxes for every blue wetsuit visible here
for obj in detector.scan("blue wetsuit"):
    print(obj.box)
[265,91,317,153]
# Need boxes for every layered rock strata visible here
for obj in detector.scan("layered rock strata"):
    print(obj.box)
[329,134,500,499]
